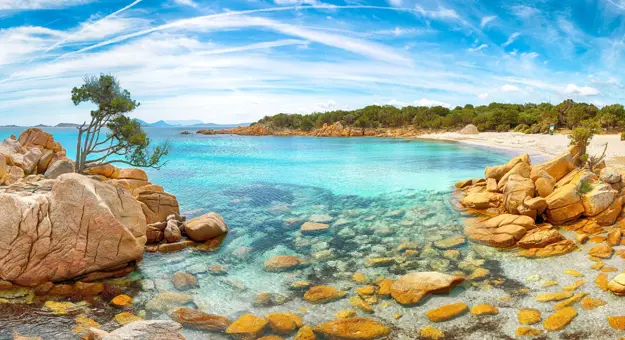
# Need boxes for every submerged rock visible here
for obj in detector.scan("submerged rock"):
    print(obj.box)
[303,286,346,304]
[390,272,464,305]
[313,318,390,340]
[225,314,268,339]
[170,308,231,332]
[88,320,184,340]
[425,302,468,322]
[264,256,303,272]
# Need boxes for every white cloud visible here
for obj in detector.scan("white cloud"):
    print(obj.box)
[414,5,459,20]
[0,0,93,9]
[414,98,451,108]
[274,0,321,5]
[563,84,600,96]
[173,0,198,8]
[478,93,489,99]
[510,5,540,18]
[502,32,521,47]
[499,84,521,92]
[480,16,496,28]
[468,44,488,52]
[387,0,402,6]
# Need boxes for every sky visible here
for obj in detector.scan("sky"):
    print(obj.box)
[1,0,625,125]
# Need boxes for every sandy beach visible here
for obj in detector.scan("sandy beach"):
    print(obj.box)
[419,131,625,168]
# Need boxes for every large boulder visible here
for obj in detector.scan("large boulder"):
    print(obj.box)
[503,174,535,214]
[390,272,464,305]
[44,158,75,179]
[184,212,228,242]
[18,128,61,152]
[117,168,148,181]
[600,167,622,184]
[465,214,536,248]
[459,124,479,135]
[137,191,180,224]
[545,183,584,224]
[581,184,618,217]
[530,151,574,182]
[0,174,146,285]
[485,154,530,181]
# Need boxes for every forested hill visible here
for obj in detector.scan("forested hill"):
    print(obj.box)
[255,100,625,134]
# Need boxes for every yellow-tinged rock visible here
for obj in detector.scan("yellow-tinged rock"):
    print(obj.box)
[470,304,499,316]
[390,272,464,305]
[419,325,445,339]
[554,292,587,310]
[518,309,541,325]
[349,296,373,313]
[467,268,490,281]
[581,297,606,310]
[425,302,468,322]
[226,314,268,339]
[44,301,77,315]
[356,286,376,297]
[590,262,604,270]
[111,294,133,307]
[563,269,583,277]
[588,244,614,259]
[596,273,610,291]
[313,317,390,339]
[393,313,402,319]
[352,272,368,284]
[608,316,625,330]
[336,310,357,319]
[543,307,577,331]
[72,314,100,339]
[377,279,394,297]
[515,327,543,337]
[294,325,316,340]
[536,291,573,302]
[542,280,559,288]
[265,312,302,334]
[114,312,142,325]
[563,280,585,291]
[258,336,284,340]
[303,286,346,304]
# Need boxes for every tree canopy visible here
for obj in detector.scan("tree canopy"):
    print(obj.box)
[72,74,170,173]
[255,100,625,134]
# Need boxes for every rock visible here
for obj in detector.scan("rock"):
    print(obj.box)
[294,325,316,340]
[486,178,498,192]
[531,151,574,182]
[72,314,100,339]
[170,308,230,332]
[535,176,556,198]
[426,302,468,322]
[303,286,346,304]
[470,304,499,316]
[264,256,302,272]
[365,257,395,267]
[518,309,541,325]
[593,197,623,226]
[580,297,606,310]
[185,212,228,242]
[536,291,573,302]
[164,220,182,243]
[498,162,531,192]
[171,272,198,291]
[519,240,577,258]
[390,272,464,305]
[608,273,625,296]
[349,296,373,313]
[515,327,543,337]
[44,301,78,315]
[21,148,42,174]
[111,294,133,307]
[459,124,479,134]
[300,222,329,234]
[137,191,180,224]
[517,228,565,249]
[117,168,148,181]
[313,318,390,340]
[607,227,622,246]
[455,179,473,189]
[554,292,587,310]
[524,197,548,214]
[461,192,491,209]
[545,183,584,224]
[465,214,535,248]
[114,312,143,325]
[433,236,466,250]
[0,174,146,285]
[543,307,577,331]
[265,312,302,334]
[91,320,184,340]
[0,154,6,180]
[44,159,74,179]
[581,184,618,217]
[419,325,445,339]
[588,244,613,259]
[600,167,622,184]
[608,316,625,330]
[485,154,529,181]
[226,314,268,339]
[145,292,193,313]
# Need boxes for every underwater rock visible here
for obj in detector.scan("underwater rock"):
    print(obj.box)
[265,312,303,334]
[145,292,194,313]
[313,318,390,340]
[419,325,445,339]
[433,236,466,250]
[425,302,468,322]
[226,314,268,339]
[588,244,614,259]
[517,227,565,249]
[171,272,198,291]
[114,312,143,325]
[470,304,499,316]
[170,308,231,332]
[111,294,133,307]
[390,272,464,305]
[519,240,577,258]
[517,309,541,325]
[543,307,577,331]
[88,320,184,340]
[264,256,303,272]
[303,286,347,304]
[300,222,329,234]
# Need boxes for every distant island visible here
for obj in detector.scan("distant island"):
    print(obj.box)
[203,99,625,137]
[134,119,251,128]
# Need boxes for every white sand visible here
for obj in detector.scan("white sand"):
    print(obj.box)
[419,132,625,168]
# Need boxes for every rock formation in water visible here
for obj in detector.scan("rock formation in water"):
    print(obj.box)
[457,145,625,258]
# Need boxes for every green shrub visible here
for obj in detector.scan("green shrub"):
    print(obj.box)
[578,179,593,195]
[496,124,510,132]
[514,124,529,132]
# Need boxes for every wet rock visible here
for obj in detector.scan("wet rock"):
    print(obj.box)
[588,244,614,259]
[253,292,289,307]
[364,257,395,267]
[114,312,143,325]
[517,227,564,249]
[581,297,606,310]
[465,214,535,248]
[349,296,373,313]
[300,222,329,234]
[226,314,268,339]
[72,314,100,339]
[265,312,302,334]
[89,320,183,340]
[264,256,303,272]
[390,272,464,305]
[543,307,577,331]
[44,301,79,315]
[455,179,473,189]
[608,273,625,296]
[145,292,193,313]
[515,327,543,337]
[518,309,541,325]
[433,236,466,250]
[185,212,228,242]
[425,302,468,322]
[208,264,228,275]
[596,273,610,291]
[171,272,198,291]
[608,316,625,330]
[170,308,231,332]
[111,294,133,307]
[461,192,491,209]
[419,325,445,339]
[309,214,333,223]
[470,304,499,316]
[536,291,573,302]
[294,325,316,340]
[303,286,346,304]
[352,272,368,284]
[336,310,357,319]
[519,240,577,258]
[554,292,587,310]
[313,318,390,340]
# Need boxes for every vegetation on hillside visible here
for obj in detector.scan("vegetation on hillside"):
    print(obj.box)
[255,99,625,134]
[72,74,170,173]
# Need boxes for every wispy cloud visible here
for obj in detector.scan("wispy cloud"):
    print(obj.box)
[173,0,198,8]
[480,15,496,28]
[500,84,521,92]
[468,44,487,52]
[502,32,521,47]
[0,0,93,10]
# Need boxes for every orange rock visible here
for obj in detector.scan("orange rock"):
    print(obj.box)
[554,293,587,310]
[258,336,284,340]
[470,304,499,316]
[313,318,390,339]
[419,325,445,339]
[390,272,464,305]
[377,279,394,297]
[336,310,357,319]
[518,309,541,325]
[349,296,373,313]
[425,302,469,322]
[536,291,573,302]
[170,308,231,332]
[519,240,577,258]
[264,256,302,272]
[265,312,302,334]
[300,222,329,234]
[596,273,610,291]
[171,272,198,291]
[356,286,376,297]
[608,316,625,330]
[581,297,606,310]
[607,228,623,246]
[563,280,585,291]
[588,244,614,259]
[111,294,133,307]
[515,327,543,337]
[226,314,268,339]
[294,325,316,340]
[543,307,577,331]
[303,286,346,304]
[352,272,368,284]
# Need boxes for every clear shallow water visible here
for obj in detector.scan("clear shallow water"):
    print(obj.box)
[6,128,621,339]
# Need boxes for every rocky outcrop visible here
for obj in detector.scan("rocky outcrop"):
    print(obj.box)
[459,124,479,135]
[137,191,180,224]
[465,214,536,248]
[0,174,146,285]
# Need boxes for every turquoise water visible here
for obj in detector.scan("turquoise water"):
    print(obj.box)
[1,127,564,339]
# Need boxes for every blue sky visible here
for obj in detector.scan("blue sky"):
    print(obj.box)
[1,0,625,125]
